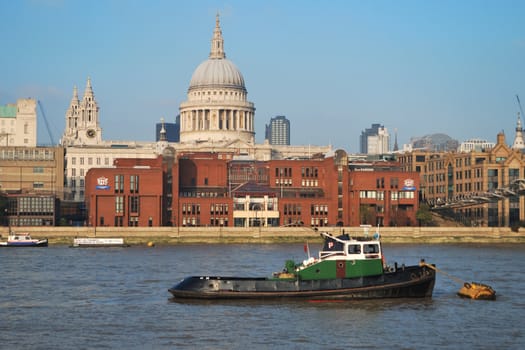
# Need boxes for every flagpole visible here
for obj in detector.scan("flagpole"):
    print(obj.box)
[305,241,310,259]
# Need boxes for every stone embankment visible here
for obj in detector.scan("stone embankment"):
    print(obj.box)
[2,226,525,245]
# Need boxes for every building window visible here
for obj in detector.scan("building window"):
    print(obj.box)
[359,191,376,199]
[129,217,138,227]
[72,157,76,165]
[115,175,124,193]
[114,216,123,226]
[33,182,44,189]
[80,157,84,165]
[390,178,399,189]
[100,217,105,226]
[33,167,44,173]
[399,191,415,199]
[130,196,140,213]
[182,203,201,226]
[115,196,124,214]
[130,175,139,193]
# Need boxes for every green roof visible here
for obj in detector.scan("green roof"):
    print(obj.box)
[0,105,17,118]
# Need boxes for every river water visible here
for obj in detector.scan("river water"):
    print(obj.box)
[1,242,524,349]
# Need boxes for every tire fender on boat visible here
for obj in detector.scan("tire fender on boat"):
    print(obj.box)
[464,282,472,289]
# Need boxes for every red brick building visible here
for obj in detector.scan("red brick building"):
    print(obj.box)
[85,150,419,228]
[347,162,419,227]
[85,157,166,227]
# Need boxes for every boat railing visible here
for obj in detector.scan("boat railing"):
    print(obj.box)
[319,250,346,259]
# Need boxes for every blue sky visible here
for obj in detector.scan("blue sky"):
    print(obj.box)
[1,0,524,152]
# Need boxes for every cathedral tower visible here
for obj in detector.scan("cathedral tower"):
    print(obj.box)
[61,77,102,146]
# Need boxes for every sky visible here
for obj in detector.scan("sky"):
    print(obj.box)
[1,0,524,152]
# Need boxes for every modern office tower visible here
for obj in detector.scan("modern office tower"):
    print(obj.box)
[360,123,389,154]
[265,116,290,145]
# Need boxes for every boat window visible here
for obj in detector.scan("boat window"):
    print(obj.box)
[364,244,379,254]
[348,244,361,254]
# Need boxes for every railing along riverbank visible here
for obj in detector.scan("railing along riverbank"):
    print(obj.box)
[2,226,525,245]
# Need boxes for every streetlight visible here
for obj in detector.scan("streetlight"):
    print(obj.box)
[5,208,10,234]
[251,203,262,236]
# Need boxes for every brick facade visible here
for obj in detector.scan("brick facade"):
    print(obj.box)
[85,152,419,228]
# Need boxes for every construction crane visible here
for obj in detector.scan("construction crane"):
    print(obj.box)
[517,95,525,118]
[37,100,56,146]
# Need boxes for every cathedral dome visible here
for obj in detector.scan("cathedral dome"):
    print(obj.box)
[189,58,245,91]
[187,14,246,92]
[179,14,255,146]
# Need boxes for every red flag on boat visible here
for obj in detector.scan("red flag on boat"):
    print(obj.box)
[304,241,311,258]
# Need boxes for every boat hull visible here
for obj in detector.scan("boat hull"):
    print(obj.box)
[169,264,435,300]
[0,239,48,247]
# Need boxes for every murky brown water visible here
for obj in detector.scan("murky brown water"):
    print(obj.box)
[1,243,524,349]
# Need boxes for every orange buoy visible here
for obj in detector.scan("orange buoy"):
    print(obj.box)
[457,282,496,300]
[420,261,496,300]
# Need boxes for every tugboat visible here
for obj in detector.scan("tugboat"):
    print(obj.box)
[0,232,48,247]
[169,231,436,300]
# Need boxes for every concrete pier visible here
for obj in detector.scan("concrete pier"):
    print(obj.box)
[2,226,525,245]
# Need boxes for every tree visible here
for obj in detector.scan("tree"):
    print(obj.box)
[416,204,433,227]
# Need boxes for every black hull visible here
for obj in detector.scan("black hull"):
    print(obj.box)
[169,264,435,300]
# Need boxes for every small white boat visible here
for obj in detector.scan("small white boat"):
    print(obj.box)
[0,233,48,247]
[71,237,128,248]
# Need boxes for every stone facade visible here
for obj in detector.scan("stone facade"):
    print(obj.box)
[0,146,64,195]
[61,78,102,146]
[0,98,37,147]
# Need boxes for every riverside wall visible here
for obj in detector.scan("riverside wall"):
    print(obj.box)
[2,226,525,244]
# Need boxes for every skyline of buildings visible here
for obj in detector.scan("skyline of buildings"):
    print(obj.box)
[2,14,525,229]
